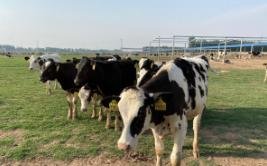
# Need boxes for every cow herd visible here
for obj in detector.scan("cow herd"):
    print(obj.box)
[25,54,210,166]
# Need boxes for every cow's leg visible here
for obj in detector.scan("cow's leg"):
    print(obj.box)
[72,93,78,120]
[152,129,164,166]
[98,106,103,121]
[54,80,57,89]
[170,116,187,166]
[46,81,52,95]
[105,108,111,129]
[264,70,267,83]
[192,111,203,159]
[91,95,96,118]
[66,93,73,120]
[114,113,120,131]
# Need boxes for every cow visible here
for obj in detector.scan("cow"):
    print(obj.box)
[40,59,80,120]
[137,58,164,87]
[24,54,61,70]
[74,57,137,131]
[249,51,261,56]
[25,54,61,94]
[77,55,123,121]
[102,55,209,166]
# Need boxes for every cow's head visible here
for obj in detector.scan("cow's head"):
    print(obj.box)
[25,55,44,70]
[102,87,171,151]
[40,59,58,83]
[78,86,93,112]
[74,57,95,87]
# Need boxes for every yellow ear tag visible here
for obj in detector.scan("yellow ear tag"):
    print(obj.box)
[109,100,118,111]
[155,98,166,111]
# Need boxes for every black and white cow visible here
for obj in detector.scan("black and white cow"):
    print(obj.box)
[137,58,164,87]
[25,54,61,94]
[40,59,80,120]
[74,57,137,131]
[104,55,209,166]
[77,55,123,121]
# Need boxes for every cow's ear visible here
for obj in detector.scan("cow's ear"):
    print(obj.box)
[24,56,30,61]
[101,96,121,108]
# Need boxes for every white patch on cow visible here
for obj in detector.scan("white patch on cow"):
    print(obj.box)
[136,69,148,87]
[107,57,117,61]
[44,61,52,68]
[154,61,163,67]
[78,86,90,111]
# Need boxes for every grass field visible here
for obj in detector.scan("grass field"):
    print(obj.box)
[0,56,267,165]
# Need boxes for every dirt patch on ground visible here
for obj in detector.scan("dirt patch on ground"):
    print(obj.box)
[1,155,267,166]
[210,57,267,70]
[0,154,155,166]
[0,129,24,144]
[212,156,267,166]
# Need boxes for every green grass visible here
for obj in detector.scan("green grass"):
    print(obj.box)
[0,56,266,164]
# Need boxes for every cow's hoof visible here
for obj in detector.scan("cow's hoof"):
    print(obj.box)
[91,115,96,118]
[98,117,102,121]
[105,125,111,129]
[193,151,199,159]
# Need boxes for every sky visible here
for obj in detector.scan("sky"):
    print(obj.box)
[0,0,267,49]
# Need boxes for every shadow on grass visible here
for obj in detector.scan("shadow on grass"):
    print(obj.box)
[187,107,267,159]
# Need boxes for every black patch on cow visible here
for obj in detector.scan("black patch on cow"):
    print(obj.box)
[198,85,204,97]
[141,70,187,125]
[193,63,205,81]
[130,105,146,137]
[140,59,154,70]
[173,58,196,109]
[138,63,162,87]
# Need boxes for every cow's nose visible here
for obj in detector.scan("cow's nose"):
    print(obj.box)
[118,143,130,151]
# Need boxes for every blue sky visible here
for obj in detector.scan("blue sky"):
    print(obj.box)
[0,0,267,49]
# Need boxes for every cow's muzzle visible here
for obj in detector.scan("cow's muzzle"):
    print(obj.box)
[118,143,131,151]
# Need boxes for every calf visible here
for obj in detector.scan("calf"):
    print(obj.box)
[105,55,209,166]
[25,54,61,94]
[40,59,80,120]
[74,58,137,131]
